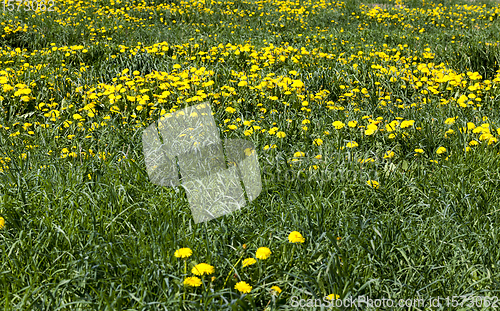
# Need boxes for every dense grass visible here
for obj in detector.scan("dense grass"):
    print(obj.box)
[2,0,500,309]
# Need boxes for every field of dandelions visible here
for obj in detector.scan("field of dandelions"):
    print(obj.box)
[2,0,500,309]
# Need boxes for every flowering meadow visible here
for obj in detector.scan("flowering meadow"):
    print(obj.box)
[2,0,500,309]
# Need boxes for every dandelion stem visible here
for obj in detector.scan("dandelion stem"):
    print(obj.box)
[183,259,187,302]
[223,254,244,289]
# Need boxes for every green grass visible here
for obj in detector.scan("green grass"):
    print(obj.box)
[1,0,500,309]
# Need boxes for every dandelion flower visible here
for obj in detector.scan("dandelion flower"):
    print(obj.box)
[383,151,395,159]
[235,281,252,294]
[444,117,457,125]
[276,131,286,138]
[0,216,4,229]
[244,148,255,156]
[332,121,345,129]
[184,276,202,287]
[365,123,378,136]
[192,263,215,276]
[256,247,271,260]
[174,248,193,258]
[288,231,305,243]
[366,180,379,189]
[326,294,340,300]
[313,138,323,146]
[346,141,358,148]
[242,258,257,267]
[436,147,447,155]
[348,120,357,128]
[271,286,282,294]
[414,148,424,154]
[480,133,493,141]
[291,79,303,87]
[400,120,415,128]
[364,128,376,136]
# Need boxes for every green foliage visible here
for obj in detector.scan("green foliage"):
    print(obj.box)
[1,0,500,309]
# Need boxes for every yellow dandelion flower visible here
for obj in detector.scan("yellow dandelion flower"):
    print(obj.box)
[480,133,493,141]
[332,121,345,129]
[244,148,255,156]
[313,138,323,146]
[288,231,305,243]
[271,286,282,294]
[256,247,271,260]
[346,141,358,148]
[174,248,192,258]
[400,120,415,128]
[291,80,304,88]
[364,128,376,136]
[348,120,357,128]
[366,180,379,189]
[276,131,286,138]
[436,147,447,155]
[444,117,457,125]
[242,258,257,267]
[192,263,214,276]
[184,277,202,287]
[383,151,395,159]
[0,216,4,229]
[234,281,252,294]
[326,294,340,300]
